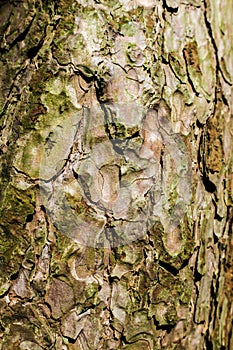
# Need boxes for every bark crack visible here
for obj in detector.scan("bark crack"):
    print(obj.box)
[203,0,232,87]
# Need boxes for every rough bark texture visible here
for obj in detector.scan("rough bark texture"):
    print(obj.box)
[0,1,232,349]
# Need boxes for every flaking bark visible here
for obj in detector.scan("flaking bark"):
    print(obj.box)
[0,1,232,349]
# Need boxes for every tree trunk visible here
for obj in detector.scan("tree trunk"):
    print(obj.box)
[0,1,232,349]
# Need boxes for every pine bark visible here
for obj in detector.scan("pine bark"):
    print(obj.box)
[0,1,232,349]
